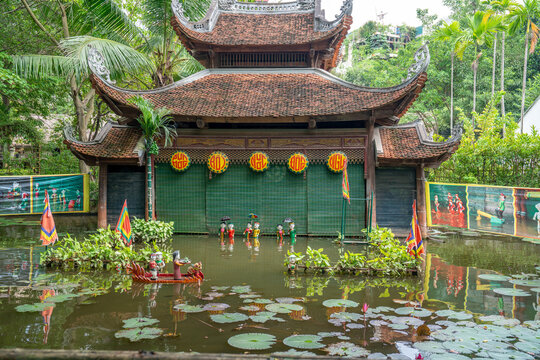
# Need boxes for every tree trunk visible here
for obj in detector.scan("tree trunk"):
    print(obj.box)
[520,33,529,134]
[450,52,454,132]
[500,31,506,117]
[146,151,153,221]
[473,53,477,118]
[492,33,497,97]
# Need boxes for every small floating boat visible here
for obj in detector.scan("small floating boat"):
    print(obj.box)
[127,263,204,284]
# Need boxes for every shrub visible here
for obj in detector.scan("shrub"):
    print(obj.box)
[132,218,174,243]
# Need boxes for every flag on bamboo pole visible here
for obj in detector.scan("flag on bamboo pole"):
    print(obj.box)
[116,200,132,246]
[342,159,350,204]
[406,200,424,257]
[40,190,58,246]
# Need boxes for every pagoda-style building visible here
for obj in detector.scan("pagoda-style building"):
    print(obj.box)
[65,0,460,236]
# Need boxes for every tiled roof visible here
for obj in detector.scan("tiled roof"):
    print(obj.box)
[63,123,142,164]
[172,13,351,47]
[91,68,427,119]
[378,122,460,164]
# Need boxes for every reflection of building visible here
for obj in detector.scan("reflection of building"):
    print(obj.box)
[65,0,460,235]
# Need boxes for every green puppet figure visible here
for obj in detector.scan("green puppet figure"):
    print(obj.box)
[288,222,296,246]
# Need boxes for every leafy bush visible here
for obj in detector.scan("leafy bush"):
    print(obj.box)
[40,226,172,270]
[132,218,174,243]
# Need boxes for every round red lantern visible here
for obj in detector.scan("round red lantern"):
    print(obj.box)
[287,153,309,174]
[327,152,348,173]
[249,152,269,172]
[170,151,190,172]
[208,152,229,174]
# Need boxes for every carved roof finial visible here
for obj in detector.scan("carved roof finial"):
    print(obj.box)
[406,42,430,81]
[87,46,114,84]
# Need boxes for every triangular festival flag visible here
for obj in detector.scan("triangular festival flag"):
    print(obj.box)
[40,190,58,246]
[116,200,132,246]
[342,159,351,204]
[406,200,425,258]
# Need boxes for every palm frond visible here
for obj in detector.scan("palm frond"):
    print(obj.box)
[128,95,176,146]
[13,55,79,80]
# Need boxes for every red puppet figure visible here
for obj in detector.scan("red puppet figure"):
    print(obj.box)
[276,224,284,247]
[455,194,465,214]
[219,222,226,245]
[447,193,455,213]
[243,223,253,249]
[227,223,235,250]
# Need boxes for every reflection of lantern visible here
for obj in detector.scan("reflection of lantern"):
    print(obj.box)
[287,153,308,174]
[249,152,269,172]
[327,152,347,173]
[208,152,229,174]
[170,151,190,172]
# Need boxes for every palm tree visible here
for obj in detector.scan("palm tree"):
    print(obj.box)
[507,0,540,133]
[489,0,517,117]
[456,11,504,119]
[128,96,176,221]
[434,21,463,132]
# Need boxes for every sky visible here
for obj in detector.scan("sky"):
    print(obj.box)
[320,0,452,29]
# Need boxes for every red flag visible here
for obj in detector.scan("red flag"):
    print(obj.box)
[342,159,350,204]
[116,200,132,246]
[406,200,425,257]
[40,190,58,246]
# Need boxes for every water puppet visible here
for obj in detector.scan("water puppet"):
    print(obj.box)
[243,223,253,249]
[149,253,158,280]
[253,222,261,251]
[228,223,235,250]
[219,222,227,245]
[288,222,297,246]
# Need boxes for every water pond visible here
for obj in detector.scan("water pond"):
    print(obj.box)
[0,231,539,359]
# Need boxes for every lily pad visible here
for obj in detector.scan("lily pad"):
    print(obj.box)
[249,311,285,323]
[346,323,365,329]
[45,293,79,303]
[493,318,520,327]
[388,323,409,330]
[414,341,448,354]
[514,341,540,355]
[15,302,55,312]
[173,304,205,313]
[322,299,359,308]
[203,303,230,312]
[436,309,457,317]
[231,285,251,294]
[442,340,479,354]
[318,332,344,338]
[330,312,363,322]
[239,294,260,299]
[122,317,159,328]
[114,327,163,342]
[227,333,276,350]
[324,341,370,357]
[272,349,316,357]
[210,312,249,323]
[523,320,540,329]
[493,288,532,297]
[283,334,325,349]
[509,279,540,287]
[239,305,260,312]
[487,350,534,359]
[479,315,506,322]
[394,307,432,317]
[211,286,229,291]
[275,297,303,304]
[265,303,303,314]
[448,311,473,320]
[478,274,511,282]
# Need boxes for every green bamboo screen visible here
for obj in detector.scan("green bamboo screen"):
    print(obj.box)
[155,163,365,236]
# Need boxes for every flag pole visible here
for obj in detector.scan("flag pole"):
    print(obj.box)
[341,196,346,245]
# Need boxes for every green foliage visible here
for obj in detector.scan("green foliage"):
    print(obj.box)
[304,247,331,270]
[40,226,172,269]
[132,218,174,243]
[336,251,367,271]
[429,94,540,187]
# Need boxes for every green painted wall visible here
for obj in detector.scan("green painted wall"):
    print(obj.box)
[155,163,365,236]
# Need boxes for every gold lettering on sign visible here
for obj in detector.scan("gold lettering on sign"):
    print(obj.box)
[176,138,244,148]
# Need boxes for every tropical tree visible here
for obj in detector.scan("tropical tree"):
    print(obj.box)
[128,96,176,221]
[507,0,540,133]
[434,21,463,132]
[456,11,504,118]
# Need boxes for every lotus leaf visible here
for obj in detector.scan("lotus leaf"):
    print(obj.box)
[283,334,325,349]
[227,333,276,350]
[114,327,163,342]
[414,341,448,354]
[479,315,506,322]
[239,294,260,299]
[253,298,272,304]
[122,317,159,328]
[205,292,224,298]
[249,311,284,323]
[370,319,389,327]
[448,311,473,320]
[487,350,534,359]
[436,309,456,317]
[371,306,394,313]
[388,323,409,330]
[272,349,316,357]
[530,288,540,293]
[436,320,457,327]
[367,353,389,359]
[211,286,229,291]
[514,341,540,354]
[479,340,512,352]
[210,312,249,323]
[330,312,363,322]
[394,307,432,317]
[317,332,344,338]
[509,279,540,287]
[265,303,303,314]
[493,288,531,297]
[426,354,470,360]
[173,304,205,313]
[45,293,79,303]
[346,323,365,329]
[391,316,424,327]
[275,297,303,304]
[493,318,520,327]
[15,302,55,312]
[324,341,370,357]
[523,320,540,329]
[203,303,230,311]
[239,305,260,312]
[322,299,359,308]
[442,340,479,354]
[478,274,511,282]
[231,285,251,293]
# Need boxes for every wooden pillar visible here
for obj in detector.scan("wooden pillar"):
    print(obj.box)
[416,164,428,238]
[366,116,376,228]
[97,164,108,229]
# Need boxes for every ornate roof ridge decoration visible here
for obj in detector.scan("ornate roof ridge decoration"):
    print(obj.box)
[63,121,137,145]
[87,46,115,84]
[381,120,462,147]
[405,42,430,81]
[171,0,350,33]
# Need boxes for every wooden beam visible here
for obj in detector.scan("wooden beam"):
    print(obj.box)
[416,164,428,238]
[97,164,108,229]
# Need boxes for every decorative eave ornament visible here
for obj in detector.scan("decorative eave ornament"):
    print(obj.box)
[287,153,309,174]
[327,151,347,173]
[249,152,269,172]
[87,46,114,84]
[406,42,430,81]
[208,151,229,174]
[314,0,352,32]
[171,151,191,172]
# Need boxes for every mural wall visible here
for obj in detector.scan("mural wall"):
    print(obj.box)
[427,182,540,239]
[0,174,89,216]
